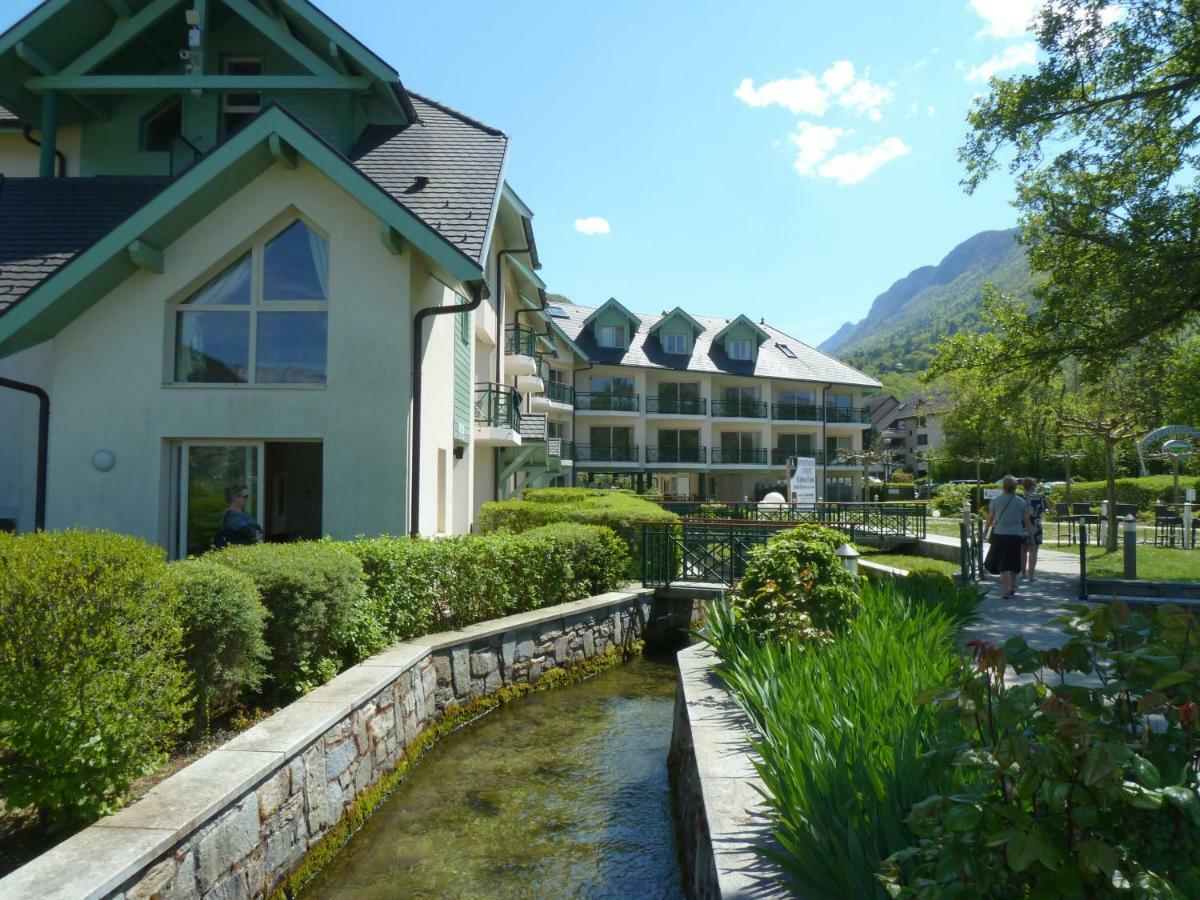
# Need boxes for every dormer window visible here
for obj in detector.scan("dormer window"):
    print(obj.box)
[222,57,263,137]
[729,339,752,361]
[663,333,687,355]
[598,325,625,348]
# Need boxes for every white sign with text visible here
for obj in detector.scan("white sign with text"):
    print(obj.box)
[790,457,817,507]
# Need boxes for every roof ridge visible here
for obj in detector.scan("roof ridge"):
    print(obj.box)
[408,91,506,138]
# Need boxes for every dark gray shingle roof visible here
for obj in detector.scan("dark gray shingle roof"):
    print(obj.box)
[0,176,168,314]
[352,94,507,266]
[0,105,17,126]
[556,302,881,389]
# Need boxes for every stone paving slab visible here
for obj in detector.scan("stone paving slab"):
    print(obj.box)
[967,547,1082,650]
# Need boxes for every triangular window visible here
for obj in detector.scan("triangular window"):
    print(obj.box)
[264,221,330,301]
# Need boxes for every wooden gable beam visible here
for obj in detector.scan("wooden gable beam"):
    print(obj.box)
[15,42,108,121]
[61,0,185,77]
[128,240,164,274]
[268,133,297,168]
[380,223,404,256]
[222,0,338,77]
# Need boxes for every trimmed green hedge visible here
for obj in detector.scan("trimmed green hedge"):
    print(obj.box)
[478,487,677,576]
[0,530,190,827]
[1049,475,1199,509]
[346,523,628,643]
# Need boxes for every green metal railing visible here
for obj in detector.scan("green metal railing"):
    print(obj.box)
[505,324,537,357]
[575,444,639,462]
[824,406,871,424]
[559,440,575,461]
[960,515,985,586]
[646,446,708,464]
[473,383,520,430]
[771,403,821,422]
[646,397,707,415]
[642,522,778,587]
[575,393,640,412]
[710,447,768,465]
[655,501,928,539]
[544,380,575,405]
[711,399,768,418]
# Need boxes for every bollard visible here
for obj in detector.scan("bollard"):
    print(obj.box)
[1123,516,1137,580]
[1185,502,1194,551]
[1100,500,1108,547]
[1079,521,1089,601]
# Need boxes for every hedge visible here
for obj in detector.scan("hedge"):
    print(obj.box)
[1047,475,1199,509]
[345,523,629,643]
[172,558,270,730]
[478,488,677,576]
[0,530,190,827]
[210,542,381,700]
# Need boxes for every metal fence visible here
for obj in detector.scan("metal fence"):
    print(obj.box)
[642,522,785,587]
[655,501,927,539]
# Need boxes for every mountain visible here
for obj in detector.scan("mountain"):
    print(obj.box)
[819,229,1035,380]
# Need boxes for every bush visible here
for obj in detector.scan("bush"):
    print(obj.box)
[210,542,379,700]
[892,471,915,484]
[172,559,270,729]
[478,487,677,576]
[731,524,860,642]
[0,530,190,827]
[347,524,629,643]
[1051,475,1199,509]
[932,483,974,516]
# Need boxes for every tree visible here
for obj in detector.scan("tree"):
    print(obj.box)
[951,0,1200,373]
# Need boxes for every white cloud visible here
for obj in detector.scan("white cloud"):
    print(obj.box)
[970,0,1040,38]
[817,137,911,185]
[928,105,937,117]
[967,42,1037,80]
[574,217,610,236]
[789,122,846,175]
[734,75,827,115]
[837,75,892,121]
[821,60,856,94]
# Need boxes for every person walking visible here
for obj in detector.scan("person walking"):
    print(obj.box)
[1022,477,1045,581]
[985,475,1033,600]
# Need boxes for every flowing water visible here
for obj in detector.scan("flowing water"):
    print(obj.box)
[303,653,686,899]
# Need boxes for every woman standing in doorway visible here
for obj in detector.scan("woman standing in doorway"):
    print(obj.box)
[985,475,1033,600]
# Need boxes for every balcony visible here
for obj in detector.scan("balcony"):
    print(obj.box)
[711,447,768,465]
[558,440,575,462]
[504,324,538,376]
[575,393,640,413]
[574,444,640,463]
[711,399,768,419]
[474,383,521,446]
[646,446,708,464]
[824,406,871,424]
[771,403,821,422]
[544,381,575,406]
[646,397,707,416]
[771,448,816,467]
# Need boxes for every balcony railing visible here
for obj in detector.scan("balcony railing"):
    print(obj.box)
[824,406,871,424]
[646,397,707,416]
[544,381,575,405]
[771,403,821,422]
[711,447,768,465]
[574,444,640,462]
[474,383,520,430]
[505,324,537,357]
[558,440,575,461]
[575,393,640,412]
[646,446,708,464]
[711,399,768,418]
[771,448,817,466]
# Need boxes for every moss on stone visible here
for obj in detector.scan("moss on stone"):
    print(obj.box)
[269,639,644,899]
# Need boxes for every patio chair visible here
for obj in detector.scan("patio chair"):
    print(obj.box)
[1072,503,1100,545]
[1154,505,1183,547]
[1054,502,1074,544]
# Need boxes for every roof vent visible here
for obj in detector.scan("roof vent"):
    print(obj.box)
[404,176,430,194]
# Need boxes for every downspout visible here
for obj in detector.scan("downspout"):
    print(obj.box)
[410,280,486,537]
[572,361,594,486]
[22,128,66,178]
[821,383,832,501]
[0,377,49,531]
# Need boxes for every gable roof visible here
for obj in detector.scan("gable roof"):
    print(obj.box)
[581,297,642,331]
[712,313,771,345]
[648,305,705,336]
[0,104,487,357]
[555,301,880,389]
[352,94,507,266]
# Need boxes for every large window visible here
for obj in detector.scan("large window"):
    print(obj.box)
[777,433,814,455]
[825,476,854,502]
[589,375,635,396]
[659,381,702,414]
[173,220,330,385]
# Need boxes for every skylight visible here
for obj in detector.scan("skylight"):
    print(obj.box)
[776,343,797,359]
[548,305,569,318]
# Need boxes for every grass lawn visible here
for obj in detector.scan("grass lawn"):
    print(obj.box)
[1041,540,1200,582]
[861,549,961,577]
[925,518,965,539]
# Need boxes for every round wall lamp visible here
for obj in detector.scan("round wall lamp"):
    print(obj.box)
[92,450,116,472]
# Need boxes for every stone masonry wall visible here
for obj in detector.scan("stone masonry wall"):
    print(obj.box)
[0,590,654,900]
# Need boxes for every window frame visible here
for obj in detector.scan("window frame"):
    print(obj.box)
[663,332,688,354]
[729,339,753,360]
[167,216,331,389]
[597,324,625,348]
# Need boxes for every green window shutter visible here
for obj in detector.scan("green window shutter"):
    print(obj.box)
[453,297,472,437]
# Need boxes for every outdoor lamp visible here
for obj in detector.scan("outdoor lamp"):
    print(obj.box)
[836,542,861,577]
[92,449,116,472]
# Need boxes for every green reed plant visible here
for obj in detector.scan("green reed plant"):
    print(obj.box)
[700,581,964,898]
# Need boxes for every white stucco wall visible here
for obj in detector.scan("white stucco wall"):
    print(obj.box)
[39,158,433,547]
[0,343,52,532]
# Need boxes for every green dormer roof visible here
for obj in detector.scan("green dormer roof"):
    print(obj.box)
[581,297,641,331]
[648,306,705,337]
[712,313,770,345]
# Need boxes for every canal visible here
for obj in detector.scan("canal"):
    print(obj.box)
[303,652,686,898]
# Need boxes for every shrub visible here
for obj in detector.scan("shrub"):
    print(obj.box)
[892,471,915,484]
[172,559,270,729]
[931,483,974,516]
[0,530,190,827]
[347,525,629,643]
[1051,475,1199,508]
[700,581,962,898]
[731,524,859,642]
[210,542,379,699]
[478,487,677,577]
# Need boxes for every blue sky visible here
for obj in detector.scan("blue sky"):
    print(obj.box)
[3,0,1042,347]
